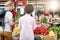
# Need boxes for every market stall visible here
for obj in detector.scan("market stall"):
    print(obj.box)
[0,0,60,40]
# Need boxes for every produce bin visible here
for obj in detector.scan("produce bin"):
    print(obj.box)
[43,32,57,40]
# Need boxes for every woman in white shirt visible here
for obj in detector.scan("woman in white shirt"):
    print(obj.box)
[4,1,15,32]
[39,8,53,26]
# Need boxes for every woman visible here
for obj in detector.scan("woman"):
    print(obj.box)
[39,8,53,26]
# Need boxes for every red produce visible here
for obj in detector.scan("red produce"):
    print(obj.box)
[12,10,16,18]
[40,32,44,35]
[34,25,49,35]
[44,30,49,35]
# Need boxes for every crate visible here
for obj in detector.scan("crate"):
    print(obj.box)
[34,32,57,40]
[43,32,57,40]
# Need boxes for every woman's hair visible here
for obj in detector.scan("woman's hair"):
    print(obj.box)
[24,4,34,13]
[35,10,43,16]
[5,1,13,7]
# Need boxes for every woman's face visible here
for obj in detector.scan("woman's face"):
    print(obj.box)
[5,5,13,11]
[45,10,49,14]
[44,8,49,14]
[9,5,13,11]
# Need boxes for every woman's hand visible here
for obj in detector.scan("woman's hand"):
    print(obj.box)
[36,20,40,24]
[15,21,19,24]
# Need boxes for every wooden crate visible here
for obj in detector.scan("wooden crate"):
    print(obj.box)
[43,32,57,40]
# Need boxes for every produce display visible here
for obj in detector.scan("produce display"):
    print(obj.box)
[34,25,60,40]
[14,11,60,40]
[42,17,48,23]
[48,31,55,38]
[13,27,20,36]
[34,25,49,35]
[49,26,60,40]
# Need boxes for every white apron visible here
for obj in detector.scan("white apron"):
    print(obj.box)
[19,14,36,40]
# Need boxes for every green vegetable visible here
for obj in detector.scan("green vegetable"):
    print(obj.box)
[42,17,48,23]
[34,36,42,40]
[49,26,60,40]
[15,12,21,27]
[59,14,60,17]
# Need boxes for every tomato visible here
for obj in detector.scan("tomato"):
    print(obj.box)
[34,26,49,35]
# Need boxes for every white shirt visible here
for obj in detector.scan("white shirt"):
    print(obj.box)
[19,14,36,40]
[5,11,13,32]
[0,11,13,32]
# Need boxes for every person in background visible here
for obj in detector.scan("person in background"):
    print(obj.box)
[52,11,60,26]
[18,4,36,40]
[50,10,54,17]
[0,1,15,40]
[35,10,42,27]
[4,1,15,32]
[39,8,53,26]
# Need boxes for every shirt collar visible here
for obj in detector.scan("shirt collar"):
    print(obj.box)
[25,14,31,16]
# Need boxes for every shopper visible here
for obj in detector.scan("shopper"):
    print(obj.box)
[4,1,15,32]
[18,4,36,40]
[0,1,15,40]
[35,10,42,27]
[39,8,53,26]
[52,11,60,26]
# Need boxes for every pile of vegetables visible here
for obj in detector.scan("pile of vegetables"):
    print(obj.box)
[48,31,55,38]
[13,27,20,37]
[42,17,48,23]
[34,25,60,40]
[49,26,60,40]
[34,25,49,35]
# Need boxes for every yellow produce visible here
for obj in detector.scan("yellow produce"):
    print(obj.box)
[13,27,20,36]
[48,31,55,38]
